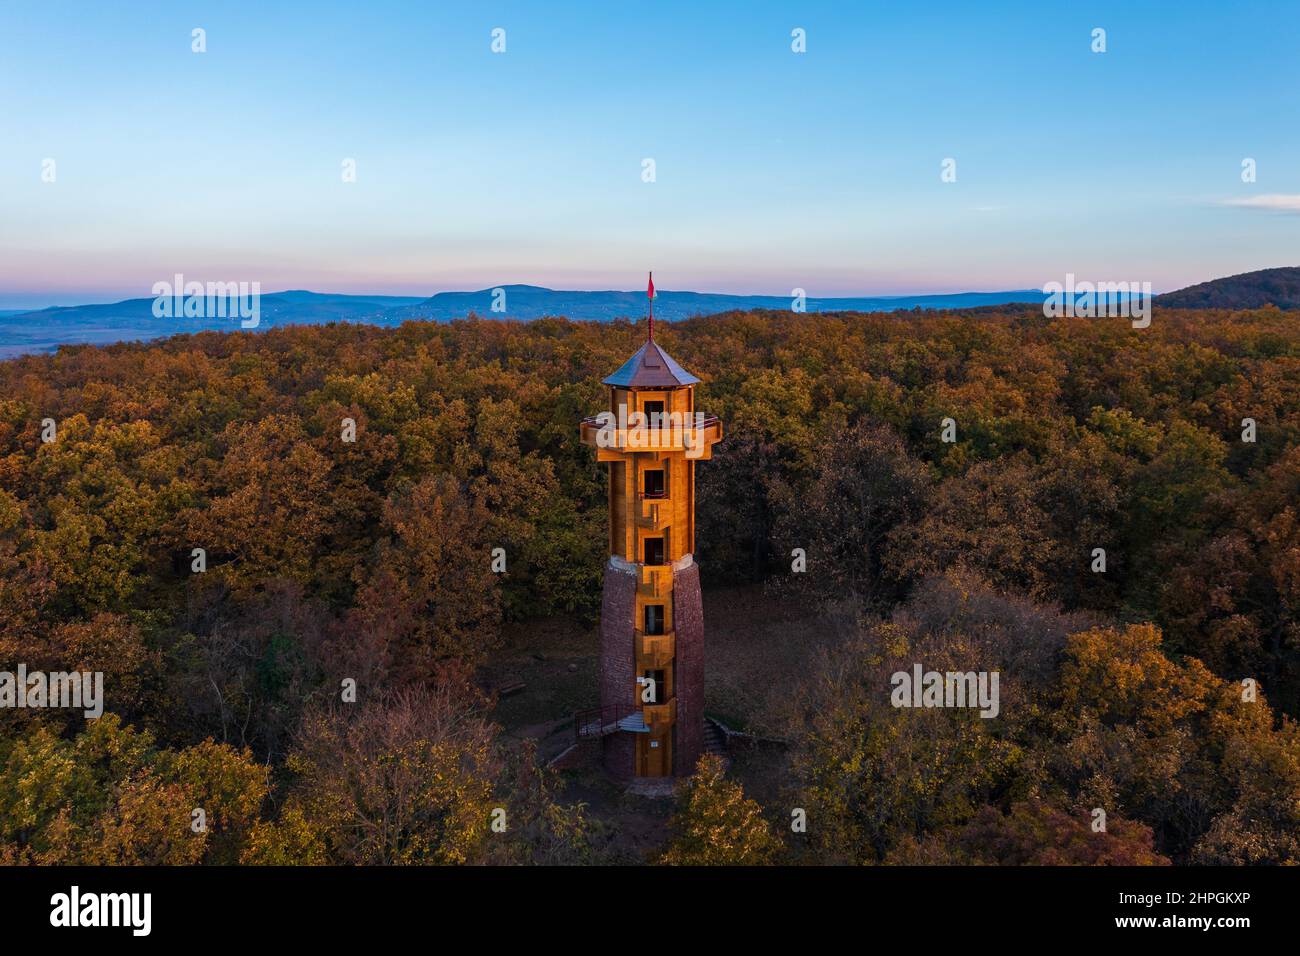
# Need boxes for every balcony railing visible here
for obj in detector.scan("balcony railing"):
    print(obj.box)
[579,415,722,453]
[636,629,675,669]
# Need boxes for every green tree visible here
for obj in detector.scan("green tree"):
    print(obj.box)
[659,755,779,865]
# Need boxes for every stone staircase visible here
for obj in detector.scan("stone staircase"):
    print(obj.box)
[703,716,728,756]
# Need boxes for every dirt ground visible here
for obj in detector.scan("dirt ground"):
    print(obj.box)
[482,583,835,861]
[486,583,829,735]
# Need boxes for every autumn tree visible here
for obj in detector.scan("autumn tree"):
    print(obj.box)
[891,799,1169,865]
[280,682,500,865]
[659,755,780,866]
[180,414,335,591]
[696,429,782,585]
[771,421,931,608]
[1046,622,1300,861]
[789,574,1080,864]
[0,715,266,865]
[343,473,503,682]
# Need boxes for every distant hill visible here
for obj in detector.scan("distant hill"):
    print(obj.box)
[0,284,1049,357]
[0,291,426,358]
[390,284,1049,323]
[9,269,1300,357]
[1158,267,1300,310]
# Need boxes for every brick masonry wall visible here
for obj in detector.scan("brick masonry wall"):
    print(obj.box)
[599,561,636,780]
[673,561,705,776]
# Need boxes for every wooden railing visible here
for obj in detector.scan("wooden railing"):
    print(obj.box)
[579,415,722,452]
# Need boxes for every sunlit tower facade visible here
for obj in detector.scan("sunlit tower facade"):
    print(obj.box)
[577,279,723,778]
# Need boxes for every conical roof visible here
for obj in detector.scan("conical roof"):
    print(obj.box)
[602,339,700,388]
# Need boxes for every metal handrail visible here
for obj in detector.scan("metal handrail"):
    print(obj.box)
[573,702,636,742]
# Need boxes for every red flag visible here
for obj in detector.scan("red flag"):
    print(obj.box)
[647,272,655,340]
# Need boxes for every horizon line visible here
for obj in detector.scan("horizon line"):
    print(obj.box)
[2,281,1141,314]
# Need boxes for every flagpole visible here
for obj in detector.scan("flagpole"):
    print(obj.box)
[648,271,654,341]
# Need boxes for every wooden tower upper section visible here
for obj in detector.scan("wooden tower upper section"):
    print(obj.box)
[579,338,722,566]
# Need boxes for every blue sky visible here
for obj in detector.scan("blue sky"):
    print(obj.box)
[1,0,1297,308]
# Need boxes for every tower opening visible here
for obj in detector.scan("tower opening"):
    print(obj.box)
[643,468,666,498]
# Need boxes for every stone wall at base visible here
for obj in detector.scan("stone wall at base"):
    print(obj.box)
[672,561,705,776]
[598,561,637,780]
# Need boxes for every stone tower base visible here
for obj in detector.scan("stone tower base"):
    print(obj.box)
[671,560,705,777]
[597,557,706,779]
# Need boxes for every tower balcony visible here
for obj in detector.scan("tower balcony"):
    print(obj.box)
[636,629,675,669]
[638,564,672,599]
[579,415,722,458]
[636,493,672,530]
[643,697,677,731]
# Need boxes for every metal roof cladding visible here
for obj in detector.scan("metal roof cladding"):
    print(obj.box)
[602,339,701,388]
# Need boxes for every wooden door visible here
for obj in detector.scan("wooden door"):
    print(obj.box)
[638,732,670,777]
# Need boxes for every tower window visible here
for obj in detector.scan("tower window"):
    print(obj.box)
[643,537,665,566]
[643,400,665,426]
[644,604,664,635]
[643,469,666,498]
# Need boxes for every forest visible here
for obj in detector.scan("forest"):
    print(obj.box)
[0,302,1297,865]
